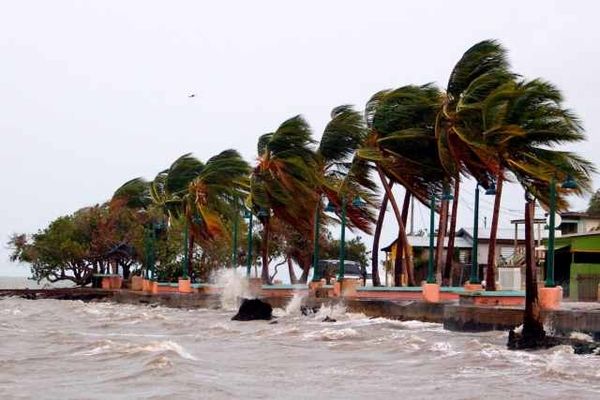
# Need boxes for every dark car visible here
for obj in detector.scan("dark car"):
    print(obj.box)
[316,259,370,285]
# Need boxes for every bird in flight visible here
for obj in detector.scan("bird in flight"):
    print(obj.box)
[188,94,196,98]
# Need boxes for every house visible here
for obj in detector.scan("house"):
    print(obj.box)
[543,231,600,301]
[381,227,533,286]
[558,212,600,235]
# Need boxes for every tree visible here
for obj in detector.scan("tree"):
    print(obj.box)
[435,40,514,290]
[312,105,378,283]
[8,202,146,285]
[480,78,594,289]
[360,84,447,285]
[586,189,600,215]
[250,116,319,283]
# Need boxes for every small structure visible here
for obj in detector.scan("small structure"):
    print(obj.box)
[382,228,533,286]
[543,231,600,301]
[557,212,600,235]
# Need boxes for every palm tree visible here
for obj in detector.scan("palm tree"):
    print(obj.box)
[435,40,515,289]
[113,177,152,210]
[359,84,447,285]
[188,149,250,267]
[250,116,319,283]
[155,154,205,278]
[312,105,378,283]
[480,78,594,289]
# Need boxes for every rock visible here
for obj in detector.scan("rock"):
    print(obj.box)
[269,320,278,325]
[322,316,337,323]
[301,306,318,316]
[508,329,600,354]
[232,298,273,321]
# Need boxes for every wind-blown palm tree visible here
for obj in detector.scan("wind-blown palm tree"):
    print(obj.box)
[312,105,378,282]
[250,115,319,283]
[113,177,152,210]
[435,40,515,288]
[479,78,594,289]
[359,84,447,285]
[188,149,250,242]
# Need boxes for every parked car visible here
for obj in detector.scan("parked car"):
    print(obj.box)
[316,259,371,285]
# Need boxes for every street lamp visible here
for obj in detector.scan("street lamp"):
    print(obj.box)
[231,210,239,269]
[469,182,496,284]
[146,220,166,281]
[311,198,323,283]
[323,196,366,280]
[546,176,577,287]
[182,213,202,280]
[427,188,454,284]
[244,208,253,277]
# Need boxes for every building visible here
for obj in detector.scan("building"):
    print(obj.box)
[381,227,535,286]
[544,232,600,301]
[558,212,600,235]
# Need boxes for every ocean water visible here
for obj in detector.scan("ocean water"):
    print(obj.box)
[0,277,599,399]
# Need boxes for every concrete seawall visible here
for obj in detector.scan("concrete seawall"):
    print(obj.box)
[2,288,599,340]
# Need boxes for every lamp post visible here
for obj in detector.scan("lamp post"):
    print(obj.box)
[323,196,366,280]
[182,220,189,279]
[244,209,253,277]
[144,226,153,280]
[546,176,577,287]
[231,213,238,269]
[469,182,497,284]
[428,188,454,284]
[146,220,166,281]
[427,194,436,284]
[339,197,348,279]
[311,200,322,282]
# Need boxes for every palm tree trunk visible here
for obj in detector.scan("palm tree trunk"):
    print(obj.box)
[371,182,393,287]
[486,173,504,291]
[261,219,271,284]
[443,180,460,286]
[393,191,411,286]
[522,196,545,344]
[435,199,450,284]
[287,257,298,284]
[394,190,410,286]
[376,167,415,286]
[401,191,411,284]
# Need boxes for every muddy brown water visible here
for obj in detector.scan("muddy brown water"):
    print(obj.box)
[0,277,599,399]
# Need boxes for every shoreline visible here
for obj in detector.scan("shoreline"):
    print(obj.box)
[2,287,599,341]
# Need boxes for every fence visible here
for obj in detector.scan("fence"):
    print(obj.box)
[576,274,600,302]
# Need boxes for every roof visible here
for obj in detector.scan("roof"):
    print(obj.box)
[382,233,472,252]
[381,226,530,252]
[559,211,600,219]
[547,231,600,253]
[457,227,527,242]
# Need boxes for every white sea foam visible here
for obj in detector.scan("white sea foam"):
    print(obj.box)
[213,268,251,310]
[76,339,196,360]
[284,293,305,315]
[569,331,594,342]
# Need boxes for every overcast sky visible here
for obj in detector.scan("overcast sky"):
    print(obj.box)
[2,0,598,277]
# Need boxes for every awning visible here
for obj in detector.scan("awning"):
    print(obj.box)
[535,243,571,251]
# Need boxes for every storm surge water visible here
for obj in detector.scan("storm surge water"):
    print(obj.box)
[1,281,599,399]
[212,268,251,310]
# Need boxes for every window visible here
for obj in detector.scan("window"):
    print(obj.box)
[573,252,600,264]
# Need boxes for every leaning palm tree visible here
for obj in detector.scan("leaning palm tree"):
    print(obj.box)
[479,78,593,289]
[154,154,205,277]
[435,40,515,288]
[188,149,250,249]
[112,177,152,210]
[312,105,378,283]
[250,116,319,283]
[359,84,447,285]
